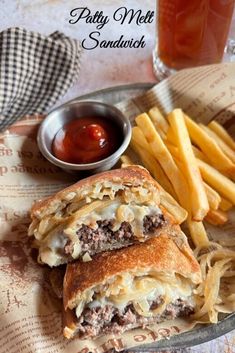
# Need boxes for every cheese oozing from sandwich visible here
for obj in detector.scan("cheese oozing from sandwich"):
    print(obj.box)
[36,199,166,266]
[28,167,180,267]
[74,271,194,319]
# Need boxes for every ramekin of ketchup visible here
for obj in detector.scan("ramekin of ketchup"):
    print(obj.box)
[52,116,121,164]
[37,101,131,173]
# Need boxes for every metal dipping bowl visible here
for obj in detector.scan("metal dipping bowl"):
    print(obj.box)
[37,100,131,174]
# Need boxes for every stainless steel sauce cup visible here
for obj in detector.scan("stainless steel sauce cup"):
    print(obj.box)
[37,100,131,174]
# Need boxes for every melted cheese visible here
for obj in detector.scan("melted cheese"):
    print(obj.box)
[42,226,67,251]
[75,273,194,318]
[37,200,163,265]
[37,227,69,265]
[66,200,162,237]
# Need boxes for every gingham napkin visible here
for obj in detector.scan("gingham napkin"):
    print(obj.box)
[0,28,82,131]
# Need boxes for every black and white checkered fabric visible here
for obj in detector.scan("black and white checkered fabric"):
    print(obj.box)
[0,28,82,131]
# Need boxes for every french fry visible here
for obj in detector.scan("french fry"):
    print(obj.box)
[135,113,190,211]
[131,138,177,198]
[167,131,210,164]
[164,142,228,212]
[203,182,221,211]
[131,139,187,224]
[159,189,188,224]
[205,209,228,226]
[168,145,221,211]
[168,109,209,221]
[132,127,175,196]
[219,197,233,212]
[199,124,235,164]
[208,120,235,151]
[165,141,180,160]
[148,106,169,139]
[167,127,207,160]
[184,115,235,177]
[197,158,235,204]
[120,155,134,167]
[171,151,222,212]
[192,146,210,163]
[132,126,153,155]
[166,141,225,214]
[166,126,177,145]
[187,219,210,247]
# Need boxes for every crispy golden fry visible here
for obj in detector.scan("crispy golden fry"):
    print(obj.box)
[132,126,153,154]
[187,218,210,247]
[203,182,221,211]
[166,143,221,211]
[164,141,179,159]
[197,158,235,204]
[131,138,176,198]
[219,197,233,212]
[131,128,176,194]
[205,209,228,226]
[131,140,187,224]
[164,142,228,213]
[166,126,177,145]
[167,127,207,160]
[192,146,210,163]
[173,155,221,213]
[166,136,210,164]
[168,109,209,221]
[200,124,235,164]
[159,189,188,224]
[184,115,235,178]
[208,120,235,151]
[148,106,169,139]
[135,113,190,211]
[120,155,134,168]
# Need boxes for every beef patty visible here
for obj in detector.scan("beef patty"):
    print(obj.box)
[67,213,166,256]
[75,298,194,339]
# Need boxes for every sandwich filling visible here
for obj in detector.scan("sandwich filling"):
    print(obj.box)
[75,299,194,338]
[37,200,166,265]
[73,213,165,255]
[68,272,195,339]
[29,171,167,266]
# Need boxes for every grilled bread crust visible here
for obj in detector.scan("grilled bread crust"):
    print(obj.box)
[63,232,202,311]
[30,166,161,221]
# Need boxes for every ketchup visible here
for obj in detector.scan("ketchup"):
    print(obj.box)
[52,117,122,164]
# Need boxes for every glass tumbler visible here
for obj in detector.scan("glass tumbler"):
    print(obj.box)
[153,0,235,80]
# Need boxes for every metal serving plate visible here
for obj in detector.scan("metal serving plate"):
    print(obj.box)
[68,83,235,351]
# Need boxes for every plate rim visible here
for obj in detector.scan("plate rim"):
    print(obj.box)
[64,82,154,104]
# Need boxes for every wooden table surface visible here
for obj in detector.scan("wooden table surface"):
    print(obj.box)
[1,1,235,352]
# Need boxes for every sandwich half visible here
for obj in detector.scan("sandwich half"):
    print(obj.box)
[63,233,201,339]
[28,166,177,267]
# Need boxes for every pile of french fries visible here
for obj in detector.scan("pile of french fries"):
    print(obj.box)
[121,107,235,247]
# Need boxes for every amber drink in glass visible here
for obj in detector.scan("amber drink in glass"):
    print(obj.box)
[153,0,235,79]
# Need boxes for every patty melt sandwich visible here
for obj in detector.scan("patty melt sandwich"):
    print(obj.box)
[29,166,177,266]
[63,233,201,339]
